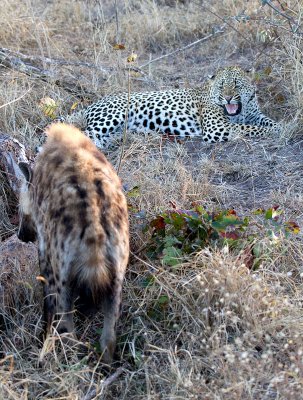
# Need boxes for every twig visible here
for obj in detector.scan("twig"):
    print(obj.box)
[82,365,125,400]
[114,0,120,44]
[262,0,298,26]
[269,0,302,35]
[0,48,51,77]
[0,47,111,74]
[200,2,299,64]
[117,68,131,175]
[82,387,96,400]
[122,65,157,88]
[0,88,32,110]
[0,48,97,97]
[0,48,106,96]
[139,28,225,68]
[202,5,251,43]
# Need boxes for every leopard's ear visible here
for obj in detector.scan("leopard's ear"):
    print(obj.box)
[208,74,215,80]
[19,162,32,183]
[244,67,255,76]
[244,67,257,84]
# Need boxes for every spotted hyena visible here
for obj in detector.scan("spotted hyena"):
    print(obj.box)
[17,123,129,363]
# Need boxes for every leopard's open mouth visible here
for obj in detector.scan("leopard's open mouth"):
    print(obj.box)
[224,102,242,116]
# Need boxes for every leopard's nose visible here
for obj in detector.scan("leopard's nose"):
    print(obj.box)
[224,95,233,102]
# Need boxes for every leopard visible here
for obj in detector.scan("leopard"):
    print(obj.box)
[62,66,281,148]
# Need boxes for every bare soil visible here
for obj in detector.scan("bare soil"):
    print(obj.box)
[0,1,303,399]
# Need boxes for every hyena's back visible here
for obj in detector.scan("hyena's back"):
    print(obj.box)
[36,124,129,290]
[19,123,129,363]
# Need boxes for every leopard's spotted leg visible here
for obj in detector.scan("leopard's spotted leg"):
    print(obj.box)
[200,105,274,143]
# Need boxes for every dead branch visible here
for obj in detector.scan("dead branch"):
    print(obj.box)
[0,47,101,97]
[0,47,111,75]
[139,27,225,68]
[263,0,302,35]
[0,134,30,196]
[0,88,32,110]
[81,365,125,400]
[0,47,157,94]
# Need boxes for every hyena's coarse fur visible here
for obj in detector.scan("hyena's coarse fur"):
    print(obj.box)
[17,123,129,363]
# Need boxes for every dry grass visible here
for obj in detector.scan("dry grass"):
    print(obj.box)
[0,0,303,399]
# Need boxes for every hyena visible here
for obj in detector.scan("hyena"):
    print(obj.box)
[17,123,129,364]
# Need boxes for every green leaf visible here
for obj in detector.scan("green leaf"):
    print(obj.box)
[253,208,265,215]
[157,295,169,306]
[265,208,273,220]
[211,215,243,232]
[127,185,140,198]
[169,212,186,230]
[195,205,206,215]
[264,207,282,220]
[146,204,299,265]
[141,274,155,288]
[164,235,181,247]
[162,246,182,266]
[252,242,262,258]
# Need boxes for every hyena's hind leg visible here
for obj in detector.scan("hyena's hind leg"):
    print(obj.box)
[100,274,124,364]
[40,262,75,339]
[42,283,75,339]
[38,252,56,340]
[39,281,76,365]
[74,284,99,318]
[54,281,75,337]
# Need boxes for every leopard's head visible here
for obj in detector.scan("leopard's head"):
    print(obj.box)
[209,66,255,117]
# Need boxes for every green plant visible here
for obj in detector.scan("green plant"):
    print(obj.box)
[146,204,299,267]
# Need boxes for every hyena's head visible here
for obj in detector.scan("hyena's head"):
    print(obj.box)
[17,162,37,243]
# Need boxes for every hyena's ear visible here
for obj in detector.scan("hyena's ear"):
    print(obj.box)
[18,162,33,183]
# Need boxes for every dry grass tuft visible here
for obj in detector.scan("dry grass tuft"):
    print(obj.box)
[120,247,303,399]
[0,0,303,398]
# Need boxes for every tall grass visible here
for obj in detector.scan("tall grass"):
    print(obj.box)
[0,1,303,398]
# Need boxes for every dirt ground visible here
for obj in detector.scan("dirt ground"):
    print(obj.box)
[0,1,303,399]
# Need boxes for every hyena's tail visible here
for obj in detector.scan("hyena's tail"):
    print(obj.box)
[69,242,115,303]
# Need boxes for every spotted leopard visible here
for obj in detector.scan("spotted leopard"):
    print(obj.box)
[63,66,281,148]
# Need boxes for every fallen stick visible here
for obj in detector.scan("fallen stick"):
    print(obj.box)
[81,365,126,400]
[0,48,98,97]
[0,134,30,195]
[0,47,111,75]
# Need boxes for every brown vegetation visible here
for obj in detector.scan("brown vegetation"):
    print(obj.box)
[0,0,303,399]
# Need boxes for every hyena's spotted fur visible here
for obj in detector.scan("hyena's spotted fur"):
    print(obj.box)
[17,123,129,363]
